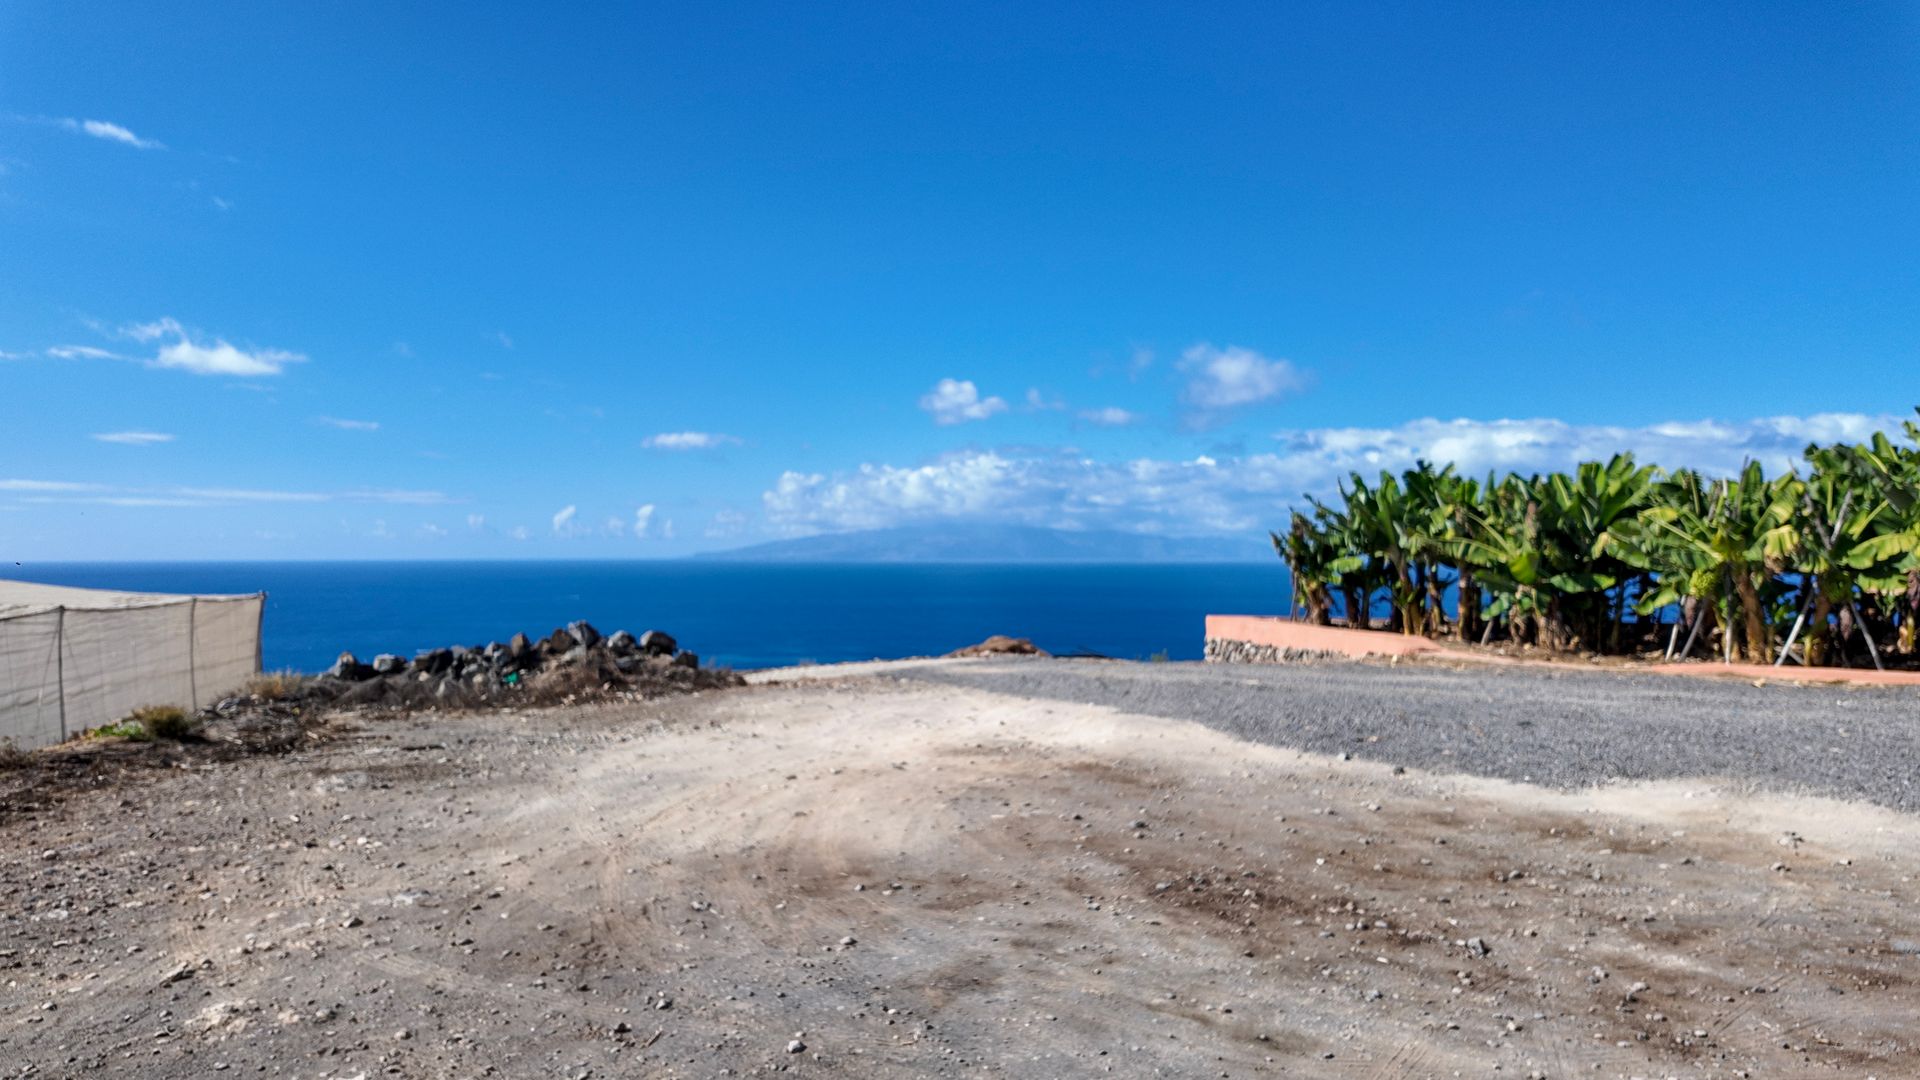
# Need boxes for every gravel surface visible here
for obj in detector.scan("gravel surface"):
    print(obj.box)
[905,656,1920,810]
[9,673,1920,1076]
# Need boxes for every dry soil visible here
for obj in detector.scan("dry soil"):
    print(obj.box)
[4,661,1918,1078]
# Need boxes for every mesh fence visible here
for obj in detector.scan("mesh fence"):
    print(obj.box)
[0,593,262,750]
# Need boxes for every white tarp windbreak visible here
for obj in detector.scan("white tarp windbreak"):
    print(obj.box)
[0,580,263,751]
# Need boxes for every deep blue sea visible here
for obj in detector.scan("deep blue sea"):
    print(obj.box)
[6,562,1291,673]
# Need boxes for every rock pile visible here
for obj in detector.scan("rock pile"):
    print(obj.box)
[312,621,740,708]
[945,635,1050,658]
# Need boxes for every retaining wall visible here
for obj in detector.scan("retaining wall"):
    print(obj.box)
[1203,615,1443,664]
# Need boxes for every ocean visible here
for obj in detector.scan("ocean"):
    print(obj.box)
[6,561,1292,673]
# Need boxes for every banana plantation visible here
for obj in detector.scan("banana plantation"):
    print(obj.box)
[1273,413,1920,668]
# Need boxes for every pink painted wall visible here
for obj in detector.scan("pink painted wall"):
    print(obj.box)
[1205,615,1443,659]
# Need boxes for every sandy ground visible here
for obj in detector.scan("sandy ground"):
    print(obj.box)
[5,664,1919,1078]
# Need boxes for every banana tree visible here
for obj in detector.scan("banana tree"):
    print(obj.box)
[1636,462,1799,663]
[1339,472,1426,634]
[1534,454,1658,651]
[1271,509,1365,626]
[1823,422,1920,655]
[1451,476,1556,645]
[1799,439,1920,662]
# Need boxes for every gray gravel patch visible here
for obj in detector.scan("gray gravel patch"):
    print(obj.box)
[901,657,1920,811]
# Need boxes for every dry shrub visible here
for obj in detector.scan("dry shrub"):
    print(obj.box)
[129,705,196,741]
[244,670,307,701]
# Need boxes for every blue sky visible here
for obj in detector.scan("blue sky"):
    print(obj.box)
[3,2,1917,558]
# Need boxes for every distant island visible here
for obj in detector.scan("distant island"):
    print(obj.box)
[698,524,1269,563]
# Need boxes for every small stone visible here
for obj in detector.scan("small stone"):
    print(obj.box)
[786,1039,806,1054]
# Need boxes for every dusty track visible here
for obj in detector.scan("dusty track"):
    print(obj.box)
[5,663,1918,1077]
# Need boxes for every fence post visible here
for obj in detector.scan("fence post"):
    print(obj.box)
[55,606,67,742]
[188,598,199,708]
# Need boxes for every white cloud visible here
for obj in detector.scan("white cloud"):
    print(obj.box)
[1078,406,1140,427]
[419,523,448,538]
[603,515,627,537]
[919,378,1008,425]
[318,416,379,431]
[762,412,1897,537]
[466,513,487,530]
[495,331,514,349]
[633,504,656,538]
[59,117,164,150]
[643,431,741,450]
[155,336,302,377]
[1129,347,1154,378]
[510,525,531,541]
[49,317,304,377]
[705,509,748,539]
[173,487,328,503]
[343,489,450,505]
[48,345,125,360]
[661,518,676,540]
[765,453,1027,532]
[26,495,209,508]
[123,317,182,342]
[0,479,104,493]
[1268,413,1901,483]
[1024,387,1066,412]
[91,431,174,445]
[1179,343,1307,411]
[551,504,578,535]
[13,483,449,506]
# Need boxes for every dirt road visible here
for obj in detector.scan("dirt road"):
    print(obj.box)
[5,661,1918,1077]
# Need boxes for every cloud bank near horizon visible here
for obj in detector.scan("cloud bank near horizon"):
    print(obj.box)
[761,411,1897,537]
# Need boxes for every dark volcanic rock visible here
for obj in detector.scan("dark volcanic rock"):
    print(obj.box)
[292,620,738,714]
[327,652,374,681]
[414,648,453,676]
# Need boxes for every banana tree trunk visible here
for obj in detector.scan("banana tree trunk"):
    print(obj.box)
[1540,598,1571,652]
[1901,569,1920,655]
[1424,563,1446,636]
[1806,591,1833,667]
[1344,584,1370,632]
[1731,571,1770,663]
[1396,560,1418,636]
[1458,568,1479,642]
[1306,585,1332,626]
[1676,599,1713,660]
